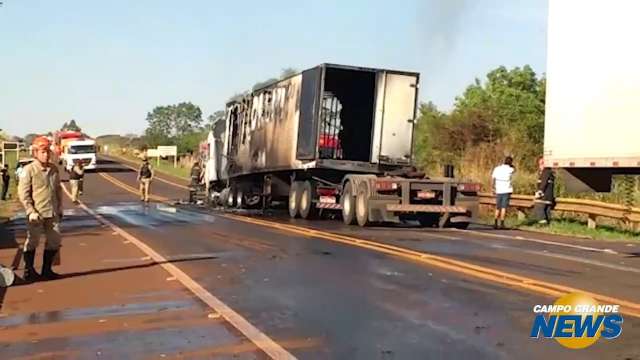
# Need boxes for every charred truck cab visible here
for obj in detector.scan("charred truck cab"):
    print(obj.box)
[205,64,478,228]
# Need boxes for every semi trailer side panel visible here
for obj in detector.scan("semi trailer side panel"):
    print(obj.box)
[545,0,640,168]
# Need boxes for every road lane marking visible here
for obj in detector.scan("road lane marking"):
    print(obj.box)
[102,155,190,190]
[455,228,619,255]
[60,184,296,360]
[223,214,640,318]
[108,158,623,256]
[97,168,640,317]
[98,172,168,202]
[488,244,640,274]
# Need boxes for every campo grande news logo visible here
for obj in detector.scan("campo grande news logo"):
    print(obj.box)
[530,292,623,349]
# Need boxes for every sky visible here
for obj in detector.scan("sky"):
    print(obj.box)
[0,0,548,138]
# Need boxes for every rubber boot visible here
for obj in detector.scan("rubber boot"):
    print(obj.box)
[499,220,506,230]
[23,250,39,282]
[493,219,499,230]
[41,249,60,280]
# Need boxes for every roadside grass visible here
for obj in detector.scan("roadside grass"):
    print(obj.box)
[478,212,640,242]
[519,219,640,242]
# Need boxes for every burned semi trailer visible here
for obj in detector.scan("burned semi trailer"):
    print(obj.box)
[210,63,478,227]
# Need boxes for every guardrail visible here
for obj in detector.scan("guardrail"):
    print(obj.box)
[477,193,640,230]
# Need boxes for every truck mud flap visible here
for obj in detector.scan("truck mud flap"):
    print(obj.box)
[316,203,343,210]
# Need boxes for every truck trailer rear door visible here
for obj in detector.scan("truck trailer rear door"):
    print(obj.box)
[372,72,418,165]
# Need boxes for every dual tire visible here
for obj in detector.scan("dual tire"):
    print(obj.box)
[289,181,318,219]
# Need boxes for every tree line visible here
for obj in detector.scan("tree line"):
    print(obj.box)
[139,68,298,154]
[414,65,546,192]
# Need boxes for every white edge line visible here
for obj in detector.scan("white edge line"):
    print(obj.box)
[489,244,640,274]
[60,183,296,360]
[458,228,619,255]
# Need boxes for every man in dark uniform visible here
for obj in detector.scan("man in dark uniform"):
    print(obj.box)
[533,157,556,224]
[189,161,203,203]
[137,158,154,202]
[1,164,9,200]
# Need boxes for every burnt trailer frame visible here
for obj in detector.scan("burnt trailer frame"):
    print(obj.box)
[215,63,478,227]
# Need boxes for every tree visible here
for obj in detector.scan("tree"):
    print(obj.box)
[413,65,546,184]
[173,102,203,135]
[24,133,38,145]
[143,102,204,153]
[68,119,81,132]
[61,119,82,132]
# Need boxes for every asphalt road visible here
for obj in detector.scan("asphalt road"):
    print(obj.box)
[3,156,640,359]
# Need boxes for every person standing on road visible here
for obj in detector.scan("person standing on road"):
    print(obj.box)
[137,158,154,202]
[189,161,202,203]
[491,156,515,229]
[1,164,10,200]
[532,157,555,224]
[18,136,63,281]
[69,160,85,204]
[15,162,25,181]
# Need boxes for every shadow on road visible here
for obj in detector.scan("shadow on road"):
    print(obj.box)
[10,255,218,287]
[93,167,135,174]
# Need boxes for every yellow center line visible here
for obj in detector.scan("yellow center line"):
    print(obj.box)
[98,164,640,318]
[103,154,190,190]
[222,214,640,318]
[99,172,169,202]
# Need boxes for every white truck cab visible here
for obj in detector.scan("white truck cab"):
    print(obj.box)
[62,139,97,171]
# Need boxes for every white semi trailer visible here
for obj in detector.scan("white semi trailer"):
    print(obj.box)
[544,0,640,191]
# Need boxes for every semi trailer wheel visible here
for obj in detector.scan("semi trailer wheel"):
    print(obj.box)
[225,186,236,208]
[341,181,356,225]
[235,187,244,209]
[299,180,318,219]
[288,181,301,218]
[355,183,371,227]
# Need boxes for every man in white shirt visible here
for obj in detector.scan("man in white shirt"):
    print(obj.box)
[491,156,515,229]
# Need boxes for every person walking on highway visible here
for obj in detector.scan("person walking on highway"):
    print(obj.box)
[69,160,85,204]
[491,156,515,229]
[189,161,203,203]
[18,136,63,281]
[1,164,10,200]
[137,158,154,202]
[532,157,556,224]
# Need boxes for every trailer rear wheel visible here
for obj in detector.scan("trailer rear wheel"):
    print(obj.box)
[288,182,301,218]
[341,182,356,225]
[235,187,244,209]
[299,180,318,219]
[355,183,371,227]
[225,187,236,208]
